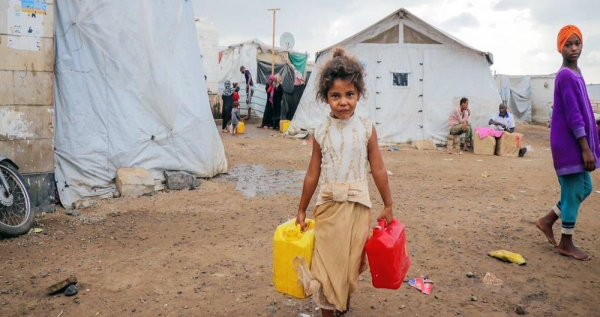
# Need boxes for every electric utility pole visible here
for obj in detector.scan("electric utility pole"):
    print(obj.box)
[268,8,280,75]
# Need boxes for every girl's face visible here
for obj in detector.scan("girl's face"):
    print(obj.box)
[327,79,359,120]
[561,34,582,62]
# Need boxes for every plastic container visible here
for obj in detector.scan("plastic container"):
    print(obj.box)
[364,218,411,289]
[280,120,291,133]
[236,121,245,134]
[273,218,315,298]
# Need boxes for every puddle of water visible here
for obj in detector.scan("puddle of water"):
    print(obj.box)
[222,164,306,198]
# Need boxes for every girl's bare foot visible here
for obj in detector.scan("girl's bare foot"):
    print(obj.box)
[535,218,557,246]
[557,235,592,261]
[557,245,592,261]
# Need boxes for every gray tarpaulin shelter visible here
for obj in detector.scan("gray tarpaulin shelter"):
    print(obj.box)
[495,73,560,124]
[54,0,227,206]
[289,8,502,144]
[497,75,533,122]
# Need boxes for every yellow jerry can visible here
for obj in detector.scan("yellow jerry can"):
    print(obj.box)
[236,121,245,134]
[279,120,291,133]
[273,218,315,298]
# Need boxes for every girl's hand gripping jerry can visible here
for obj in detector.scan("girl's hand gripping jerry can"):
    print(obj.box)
[364,218,411,289]
[273,218,315,298]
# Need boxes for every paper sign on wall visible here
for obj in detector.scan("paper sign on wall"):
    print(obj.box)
[6,0,46,50]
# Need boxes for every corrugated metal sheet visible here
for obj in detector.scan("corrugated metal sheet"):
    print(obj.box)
[239,83,267,117]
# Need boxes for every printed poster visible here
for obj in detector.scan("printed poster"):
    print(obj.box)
[6,0,46,50]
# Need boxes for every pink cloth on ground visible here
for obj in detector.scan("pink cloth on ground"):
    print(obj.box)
[474,127,504,139]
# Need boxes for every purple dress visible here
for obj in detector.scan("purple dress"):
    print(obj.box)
[550,68,600,175]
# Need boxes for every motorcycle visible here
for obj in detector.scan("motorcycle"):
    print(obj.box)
[0,155,34,237]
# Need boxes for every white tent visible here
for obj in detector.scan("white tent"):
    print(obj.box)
[289,8,502,144]
[195,17,220,94]
[54,0,228,206]
[218,39,308,118]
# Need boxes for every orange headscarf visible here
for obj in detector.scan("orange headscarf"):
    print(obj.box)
[557,25,582,53]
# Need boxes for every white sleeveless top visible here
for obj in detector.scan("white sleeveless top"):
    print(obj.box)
[314,114,373,184]
[314,114,373,208]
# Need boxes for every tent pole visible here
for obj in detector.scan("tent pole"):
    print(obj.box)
[268,8,280,76]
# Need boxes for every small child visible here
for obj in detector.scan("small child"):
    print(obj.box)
[295,47,394,316]
[233,83,240,102]
[535,25,600,261]
[231,100,241,135]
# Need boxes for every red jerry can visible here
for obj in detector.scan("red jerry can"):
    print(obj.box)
[364,218,411,289]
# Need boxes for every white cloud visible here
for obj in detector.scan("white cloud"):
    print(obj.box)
[439,12,480,32]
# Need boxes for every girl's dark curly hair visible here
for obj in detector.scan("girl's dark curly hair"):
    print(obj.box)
[316,47,366,103]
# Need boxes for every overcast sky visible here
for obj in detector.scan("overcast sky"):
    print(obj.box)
[191,0,600,84]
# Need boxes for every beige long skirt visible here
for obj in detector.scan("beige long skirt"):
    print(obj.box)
[295,201,371,311]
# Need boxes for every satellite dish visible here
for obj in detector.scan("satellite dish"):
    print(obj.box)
[280,32,295,51]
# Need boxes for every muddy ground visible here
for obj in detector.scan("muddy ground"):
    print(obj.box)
[1,122,599,317]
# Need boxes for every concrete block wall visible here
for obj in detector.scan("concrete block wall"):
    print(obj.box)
[0,0,55,212]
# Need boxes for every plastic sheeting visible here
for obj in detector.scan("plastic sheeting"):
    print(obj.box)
[257,61,294,92]
[53,0,228,205]
[289,53,308,75]
[589,84,600,103]
[282,84,306,120]
[498,75,532,122]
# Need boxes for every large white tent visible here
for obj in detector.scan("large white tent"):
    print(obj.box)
[289,8,502,144]
[54,0,228,206]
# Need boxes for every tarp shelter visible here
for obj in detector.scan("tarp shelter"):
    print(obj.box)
[54,0,228,206]
[218,39,308,119]
[496,74,555,124]
[289,8,502,144]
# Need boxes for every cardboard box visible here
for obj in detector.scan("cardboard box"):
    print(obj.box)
[495,132,523,157]
[473,130,496,155]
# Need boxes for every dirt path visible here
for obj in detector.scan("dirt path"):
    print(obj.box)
[1,122,599,317]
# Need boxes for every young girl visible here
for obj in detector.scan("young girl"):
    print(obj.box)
[295,48,393,316]
[231,100,241,135]
[535,25,600,261]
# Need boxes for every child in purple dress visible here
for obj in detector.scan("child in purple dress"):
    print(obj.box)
[535,25,600,261]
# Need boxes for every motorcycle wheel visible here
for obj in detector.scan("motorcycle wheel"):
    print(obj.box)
[0,162,34,237]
